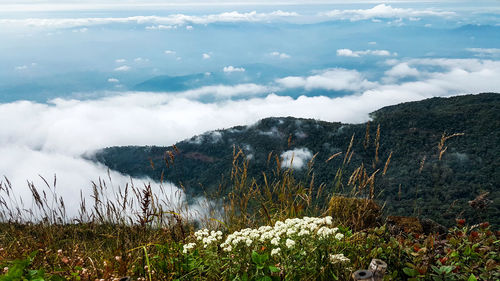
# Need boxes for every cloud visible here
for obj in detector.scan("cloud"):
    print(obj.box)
[186,25,193,30]
[384,62,420,80]
[276,68,377,92]
[115,58,126,63]
[178,83,270,99]
[164,50,176,55]
[146,24,176,30]
[71,27,88,32]
[134,57,149,63]
[466,48,500,57]
[223,66,245,73]
[14,62,37,71]
[336,48,393,57]
[114,65,131,71]
[202,53,211,59]
[107,78,120,83]
[321,4,455,21]
[270,51,291,59]
[281,148,313,170]
[0,10,299,29]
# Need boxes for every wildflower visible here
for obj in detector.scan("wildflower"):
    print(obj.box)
[335,233,344,240]
[271,237,280,246]
[271,248,281,256]
[285,239,295,249]
[456,219,466,226]
[182,243,196,254]
[329,253,350,264]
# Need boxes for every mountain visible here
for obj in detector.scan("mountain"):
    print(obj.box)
[92,93,500,227]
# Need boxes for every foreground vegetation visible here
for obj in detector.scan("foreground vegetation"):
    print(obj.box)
[1,153,499,280]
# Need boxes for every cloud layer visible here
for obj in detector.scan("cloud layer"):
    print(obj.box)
[322,4,455,21]
[0,11,299,29]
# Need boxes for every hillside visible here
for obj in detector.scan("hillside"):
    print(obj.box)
[92,93,500,227]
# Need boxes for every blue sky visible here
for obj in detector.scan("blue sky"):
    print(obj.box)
[0,1,499,217]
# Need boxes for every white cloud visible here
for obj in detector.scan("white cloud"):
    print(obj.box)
[276,68,377,92]
[202,53,211,59]
[114,65,131,71]
[14,62,37,71]
[107,78,120,83]
[178,83,270,99]
[321,4,455,21]
[186,25,194,30]
[223,66,245,73]
[164,50,176,55]
[368,41,377,45]
[281,148,313,170]
[384,62,420,80]
[146,24,175,30]
[72,27,88,32]
[336,48,393,57]
[115,58,126,63]
[134,57,149,62]
[270,51,291,59]
[0,10,299,29]
[466,48,500,57]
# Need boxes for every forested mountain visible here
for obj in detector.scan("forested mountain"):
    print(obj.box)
[92,93,500,226]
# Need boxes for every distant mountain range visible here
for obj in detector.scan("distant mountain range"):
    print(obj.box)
[92,93,500,227]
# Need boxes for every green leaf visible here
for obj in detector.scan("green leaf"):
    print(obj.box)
[431,265,441,274]
[268,266,280,273]
[467,274,478,281]
[403,267,418,277]
[442,266,454,274]
[251,251,261,265]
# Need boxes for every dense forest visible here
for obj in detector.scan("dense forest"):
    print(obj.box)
[92,93,500,227]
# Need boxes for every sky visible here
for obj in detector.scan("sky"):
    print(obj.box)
[0,1,499,219]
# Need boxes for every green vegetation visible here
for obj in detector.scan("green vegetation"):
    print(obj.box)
[94,93,500,227]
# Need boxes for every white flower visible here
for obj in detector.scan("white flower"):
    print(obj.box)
[271,237,280,246]
[329,253,350,264]
[285,239,295,249]
[182,243,196,254]
[335,233,344,240]
[271,248,281,256]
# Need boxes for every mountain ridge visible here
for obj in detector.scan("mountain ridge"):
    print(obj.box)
[93,93,500,226]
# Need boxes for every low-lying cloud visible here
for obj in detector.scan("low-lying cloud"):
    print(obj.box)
[322,4,455,21]
[281,148,313,170]
[276,68,377,92]
[337,48,394,57]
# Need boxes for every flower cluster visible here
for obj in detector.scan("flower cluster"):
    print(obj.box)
[182,243,196,254]
[194,229,223,248]
[219,216,344,255]
[329,253,350,264]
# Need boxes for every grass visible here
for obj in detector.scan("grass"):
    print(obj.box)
[0,127,498,280]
